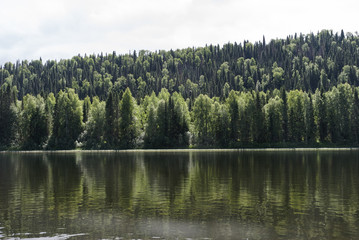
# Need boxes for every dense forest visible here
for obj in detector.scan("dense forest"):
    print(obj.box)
[1,29,359,150]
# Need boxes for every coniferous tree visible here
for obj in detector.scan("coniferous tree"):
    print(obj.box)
[317,89,328,142]
[104,91,119,148]
[119,88,137,148]
[45,93,56,138]
[288,90,305,142]
[351,89,359,143]
[2,30,359,149]
[306,93,316,143]
[0,84,17,148]
[239,92,253,143]
[226,90,239,144]
[337,83,352,141]
[156,99,169,147]
[280,88,289,142]
[83,96,91,123]
[327,88,340,143]
[168,96,180,147]
[144,104,157,148]
[264,96,283,143]
[48,89,83,149]
[253,91,266,143]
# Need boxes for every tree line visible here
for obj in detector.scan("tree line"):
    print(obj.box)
[1,82,359,150]
[2,29,359,149]
[1,30,359,102]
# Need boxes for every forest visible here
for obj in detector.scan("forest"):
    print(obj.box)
[1,29,359,150]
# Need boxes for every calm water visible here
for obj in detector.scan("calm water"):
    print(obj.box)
[1,150,359,240]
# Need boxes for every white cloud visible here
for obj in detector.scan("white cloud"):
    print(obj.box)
[0,0,358,64]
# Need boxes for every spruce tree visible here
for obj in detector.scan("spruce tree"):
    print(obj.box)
[280,88,288,142]
[318,90,328,142]
[119,88,136,149]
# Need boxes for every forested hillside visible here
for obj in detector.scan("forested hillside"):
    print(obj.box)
[1,29,359,150]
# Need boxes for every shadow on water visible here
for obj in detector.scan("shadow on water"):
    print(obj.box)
[1,150,359,239]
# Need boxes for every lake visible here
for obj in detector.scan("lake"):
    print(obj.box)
[0,150,359,239]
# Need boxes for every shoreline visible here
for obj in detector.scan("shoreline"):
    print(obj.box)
[1,147,359,154]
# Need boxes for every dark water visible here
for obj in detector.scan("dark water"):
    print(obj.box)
[1,150,359,240]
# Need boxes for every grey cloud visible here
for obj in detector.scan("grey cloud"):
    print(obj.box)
[0,33,24,48]
[1,0,359,64]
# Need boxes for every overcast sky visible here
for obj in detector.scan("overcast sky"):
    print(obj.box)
[0,0,358,64]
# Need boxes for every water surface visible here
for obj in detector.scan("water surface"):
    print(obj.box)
[0,150,359,239]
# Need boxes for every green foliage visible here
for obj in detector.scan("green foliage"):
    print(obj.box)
[264,96,283,142]
[2,30,359,149]
[211,102,230,147]
[144,104,157,148]
[19,94,48,149]
[143,91,189,148]
[104,91,120,148]
[351,89,359,143]
[192,94,212,145]
[226,90,239,144]
[0,84,17,149]
[119,88,137,149]
[1,84,359,149]
[48,88,83,149]
[81,97,106,149]
[272,62,284,89]
[82,96,91,123]
[3,30,359,101]
[287,90,305,142]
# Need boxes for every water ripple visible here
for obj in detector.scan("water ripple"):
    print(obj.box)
[5,233,87,240]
